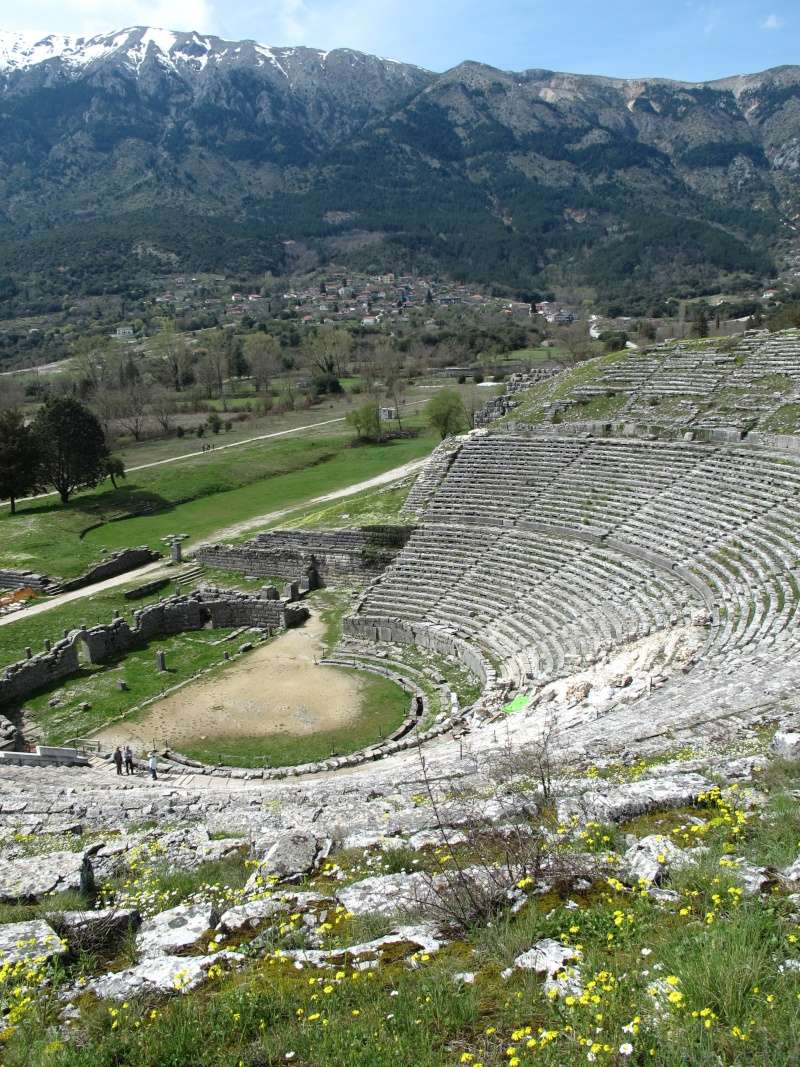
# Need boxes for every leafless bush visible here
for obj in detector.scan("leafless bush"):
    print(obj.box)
[407,724,593,933]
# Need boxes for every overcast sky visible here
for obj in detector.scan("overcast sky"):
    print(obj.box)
[3,0,798,80]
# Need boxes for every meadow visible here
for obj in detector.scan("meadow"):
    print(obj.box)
[0,427,437,579]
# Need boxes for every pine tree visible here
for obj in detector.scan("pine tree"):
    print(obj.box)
[33,398,109,505]
[0,409,41,514]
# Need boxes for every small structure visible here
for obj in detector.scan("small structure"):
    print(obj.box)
[161,534,190,564]
[379,406,397,422]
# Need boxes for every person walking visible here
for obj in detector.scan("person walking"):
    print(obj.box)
[148,751,158,781]
[123,744,134,776]
[113,746,123,776]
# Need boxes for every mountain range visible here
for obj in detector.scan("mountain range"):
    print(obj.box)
[1,26,799,311]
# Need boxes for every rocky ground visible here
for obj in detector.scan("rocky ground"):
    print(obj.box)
[1,720,800,1065]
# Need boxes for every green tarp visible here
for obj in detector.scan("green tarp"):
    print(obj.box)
[502,694,531,715]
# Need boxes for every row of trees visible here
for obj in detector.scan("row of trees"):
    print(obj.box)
[0,399,117,511]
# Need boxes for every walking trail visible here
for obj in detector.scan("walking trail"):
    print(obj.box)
[0,456,426,628]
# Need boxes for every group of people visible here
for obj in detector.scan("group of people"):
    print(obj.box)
[112,745,160,780]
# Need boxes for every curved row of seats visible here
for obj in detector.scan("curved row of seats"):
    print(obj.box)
[354,433,800,687]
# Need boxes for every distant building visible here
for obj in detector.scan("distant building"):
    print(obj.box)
[112,325,135,341]
[379,406,397,421]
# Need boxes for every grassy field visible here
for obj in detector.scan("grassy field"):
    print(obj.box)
[18,627,243,745]
[500,345,573,365]
[498,348,631,424]
[278,479,417,531]
[0,428,437,579]
[180,670,410,768]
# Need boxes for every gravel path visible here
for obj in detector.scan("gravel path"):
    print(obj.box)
[0,456,426,628]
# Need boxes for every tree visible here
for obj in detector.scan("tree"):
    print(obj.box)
[103,454,126,490]
[117,380,152,442]
[346,402,382,443]
[33,397,109,504]
[151,394,176,435]
[0,409,41,513]
[243,333,280,392]
[693,308,709,338]
[0,377,26,412]
[307,328,352,379]
[426,389,468,439]
[384,370,406,429]
[197,332,227,403]
[152,321,191,391]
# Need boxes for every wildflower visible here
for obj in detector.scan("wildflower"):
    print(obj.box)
[619,1043,634,1057]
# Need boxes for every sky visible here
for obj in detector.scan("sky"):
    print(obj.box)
[3,0,799,81]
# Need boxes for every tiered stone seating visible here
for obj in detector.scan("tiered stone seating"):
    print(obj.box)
[553,330,800,433]
[353,432,800,689]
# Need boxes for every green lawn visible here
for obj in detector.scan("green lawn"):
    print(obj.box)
[0,429,437,579]
[17,627,243,745]
[279,479,417,532]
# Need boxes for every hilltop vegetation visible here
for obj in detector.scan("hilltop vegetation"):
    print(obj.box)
[2,31,797,308]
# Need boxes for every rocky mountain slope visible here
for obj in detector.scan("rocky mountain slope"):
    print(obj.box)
[1,27,799,305]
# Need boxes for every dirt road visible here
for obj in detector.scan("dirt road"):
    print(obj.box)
[0,456,425,628]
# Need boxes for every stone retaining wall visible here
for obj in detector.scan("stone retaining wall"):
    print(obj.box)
[342,615,494,690]
[0,588,307,708]
[196,527,413,581]
[0,569,54,593]
[58,547,162,593]
[473,368,560,428]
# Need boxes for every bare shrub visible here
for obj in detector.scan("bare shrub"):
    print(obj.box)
[407,725,581,934]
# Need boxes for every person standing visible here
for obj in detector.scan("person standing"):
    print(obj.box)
[113,746,123,776]
[148,751,158,781]
[123,744,134,775]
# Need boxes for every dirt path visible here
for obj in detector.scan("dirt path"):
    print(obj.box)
[0,456,425,629]
[15,400,428,505]
[15,414,349,505]
[93,614,364,752]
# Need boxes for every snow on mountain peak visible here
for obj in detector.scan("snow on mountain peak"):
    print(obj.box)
[0,26,421,79]
[0,29,133,71]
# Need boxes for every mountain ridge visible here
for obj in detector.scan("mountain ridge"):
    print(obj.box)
[3,26,800,88]
[1,26,799,310]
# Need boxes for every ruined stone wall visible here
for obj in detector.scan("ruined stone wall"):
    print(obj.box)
[0,641,80,704]
[0,588,303,708]
[196,527,413,580]
[58,547,161,593]
[473,368,560,428]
